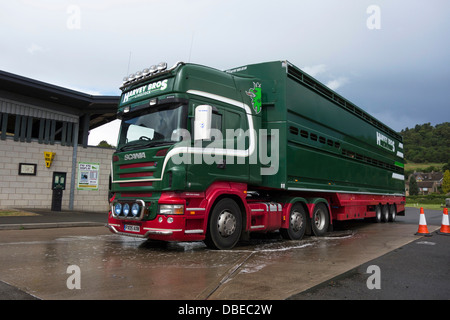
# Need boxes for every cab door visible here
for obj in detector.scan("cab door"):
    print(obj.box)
[186,100,249,190]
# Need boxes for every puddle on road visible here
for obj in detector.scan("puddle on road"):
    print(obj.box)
[3,229,356,256]
[51,230,357,277]
[0,228,358,299]
[1,229,357,272]
[217,230,356,254]
[51,229,356,255]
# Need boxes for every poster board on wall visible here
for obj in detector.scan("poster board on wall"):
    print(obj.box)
[77,162,100,190]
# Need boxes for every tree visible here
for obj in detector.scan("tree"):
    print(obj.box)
[97,140,114,148]
[409,175,419,196]
[443,162,450,172]
[442,170,450,195]
[402,122,450,163]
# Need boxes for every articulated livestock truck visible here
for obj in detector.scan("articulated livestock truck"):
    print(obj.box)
[107,60,405,249]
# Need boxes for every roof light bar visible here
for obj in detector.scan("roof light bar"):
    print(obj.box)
[121,61,184,88]
[149,65,157,74]
[157,62,167,72]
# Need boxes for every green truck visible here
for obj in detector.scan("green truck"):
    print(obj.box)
[107,60,405,249]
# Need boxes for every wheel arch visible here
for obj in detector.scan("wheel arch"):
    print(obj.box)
[204,194,245,250]
[281,197,309,230]
[306,197,333,232]
[206,193,248,233]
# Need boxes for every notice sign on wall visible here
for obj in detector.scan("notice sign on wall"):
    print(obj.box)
[77,162,100,190]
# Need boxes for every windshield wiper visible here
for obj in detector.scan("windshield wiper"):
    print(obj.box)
[117,141,146,152]
[141,141,175,148]
[117,140,174,152]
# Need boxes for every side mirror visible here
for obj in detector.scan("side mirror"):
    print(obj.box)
[171,128,190,142]
[171,129,182,142]
[194,105,212,140]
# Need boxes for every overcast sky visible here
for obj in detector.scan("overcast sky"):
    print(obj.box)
[1,0,449,146]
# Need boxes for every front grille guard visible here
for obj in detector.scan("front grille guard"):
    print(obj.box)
[111,199,147,221]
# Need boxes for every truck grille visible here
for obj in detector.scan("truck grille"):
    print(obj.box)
[119,161,156,169]
[119,172,154,179]
[113,158,158,190]
[119,181,153,188]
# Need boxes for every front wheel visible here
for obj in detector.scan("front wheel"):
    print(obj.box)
[204,198,242,250]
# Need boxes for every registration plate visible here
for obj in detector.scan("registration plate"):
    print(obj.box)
[124,224,140,233]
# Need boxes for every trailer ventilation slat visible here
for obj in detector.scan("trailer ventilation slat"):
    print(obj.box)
[286,63,402,142]
[341,148,404,174]
[289,126,299,135]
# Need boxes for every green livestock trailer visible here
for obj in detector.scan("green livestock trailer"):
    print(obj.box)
[108,60,405,249]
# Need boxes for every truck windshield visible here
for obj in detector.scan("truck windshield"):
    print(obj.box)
[117,104,187,152]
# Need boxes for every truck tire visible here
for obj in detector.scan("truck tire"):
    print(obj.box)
[381,204,389,222]
[374,205,382,223]
[388,204,397,222]
[204,198,242,250]
[311,203,330,236]
[281,203,307,240]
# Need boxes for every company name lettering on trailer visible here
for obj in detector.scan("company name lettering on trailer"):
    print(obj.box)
[376,131,395,152]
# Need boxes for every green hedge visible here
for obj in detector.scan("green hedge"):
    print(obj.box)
[406,194,448,204]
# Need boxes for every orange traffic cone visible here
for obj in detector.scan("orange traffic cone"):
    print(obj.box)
[437,208,450,236]
[415,207,432,236]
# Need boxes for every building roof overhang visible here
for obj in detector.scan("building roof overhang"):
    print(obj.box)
[0,70,119,130]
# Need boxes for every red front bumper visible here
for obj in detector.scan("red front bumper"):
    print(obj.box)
[107,212,206,242]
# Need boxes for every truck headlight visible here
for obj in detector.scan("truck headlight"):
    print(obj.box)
[123,203,130,216]
[131,203,140,217]
[114,203,122,215]
[112,200,146,219]
[159,204,184,215]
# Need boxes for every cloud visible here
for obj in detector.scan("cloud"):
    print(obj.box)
[301,64,327,77]
[301,64,349,91]
[326,77,349,91]
[27,43,45,55]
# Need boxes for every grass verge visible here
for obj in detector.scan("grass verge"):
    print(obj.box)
[405,203,445,211]
[0,210,39,217]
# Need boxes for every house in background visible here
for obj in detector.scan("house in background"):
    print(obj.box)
[406,171,444,195]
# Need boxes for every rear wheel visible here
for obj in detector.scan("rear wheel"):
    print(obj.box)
[311,203,330,236]
[381,204,389,222]
[204,198,242,250]
[374,204,382,223]
[388,204,397,222]
[281,203,307,240]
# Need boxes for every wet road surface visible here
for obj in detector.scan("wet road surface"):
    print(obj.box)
[1,209,441,300]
